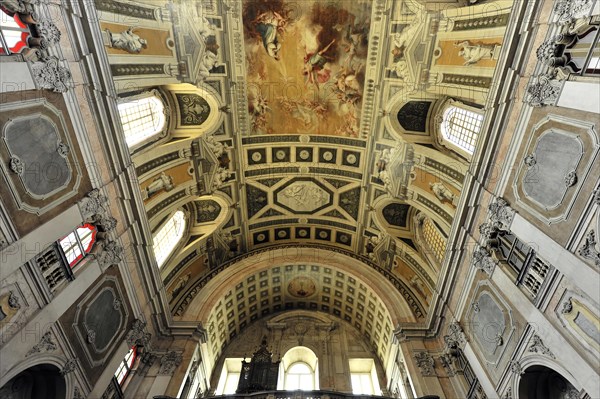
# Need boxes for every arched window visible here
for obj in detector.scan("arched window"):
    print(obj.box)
[279,346,318,391]
[285,362,314,390]
[58,224,97,267]
[118,92,166,149]
[439,102,483,157]
[153,210,186,268]
[0,9,30,55]
[115,346,137,385]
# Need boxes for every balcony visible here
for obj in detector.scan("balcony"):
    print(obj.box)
[154,391,440,399]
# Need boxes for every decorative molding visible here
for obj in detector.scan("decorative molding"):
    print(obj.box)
[60,358,78,376]
[95,240,124,268]
[503,388,513,399]
[527,334,555,359]
[126,319,152,348]
[57,142,70,158]
[37,20,61,47]
[414,351,435,376]
[564,171,578,187]
[158,351,183,375]
[472,246,497,276]
[8,291,20,309]
[78,189,109,219]
[524,74,562,107]
[73,387,84,399]
[26,331,57,357]
[553,0,593,25]
[31,56,71,93]
[439,354,454,376]
[443,321,468,349]
[9,157,24,175]
[508,360,523,375]
[488,197,515,231]
[561,297,573,314]
[523,154,536,167]
[578,230,600,267]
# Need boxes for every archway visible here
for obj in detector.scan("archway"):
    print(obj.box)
[0,364,66,399]
[518,365,578,399]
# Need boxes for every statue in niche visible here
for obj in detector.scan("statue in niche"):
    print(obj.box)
[429,182,458,205]
[455,41,497,66]
[146,172,174,199]
[170,273,191,302]
[106,27,148,53]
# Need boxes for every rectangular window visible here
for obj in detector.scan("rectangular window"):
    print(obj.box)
[215,358,244,395]
[349,359,380,396]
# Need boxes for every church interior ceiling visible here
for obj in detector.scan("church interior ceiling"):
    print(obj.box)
[88,0,515,347]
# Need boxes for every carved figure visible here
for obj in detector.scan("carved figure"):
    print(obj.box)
[212,167,232,190]
[107,27,148,53]
[409,275,427,298]
[147,172,174,198]
[205,135,228,158]
[455,41,496,65]
[199,16,217,40]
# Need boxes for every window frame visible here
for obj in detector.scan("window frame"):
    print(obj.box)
[58,223,97,268]
[436,99,484,160]
[284,361,315,391]
[114,346,138,386]
[152,210,187,269]
[117,90,168,152]
[0,8,30,55]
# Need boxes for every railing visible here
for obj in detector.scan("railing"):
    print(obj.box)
[515,253,554,305]
[33,243,74,296]
[155,390,439,399]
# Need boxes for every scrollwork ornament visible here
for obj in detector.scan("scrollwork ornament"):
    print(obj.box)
[528,334,555,359]
[472,246,497,275]
[472,301,480,313]
[553,0,593,25]
[37,20,61,45]
[9,157,24,175]
[95,240,124,268]
[73,387,84,399]
[488,197,515,230]
[78,189,108,219]
[503,388,513,399]
[87,329,96,344]
[126,319,152,348]
[159,351,183,375]
[113,298,121,310]
[564,171,578,187]
[8,291,20,309]
[60,358,78,376]
[509,360,524,375]
[57,142,70,158]
[578,230,600,267]
[26,331,57,357]
[525,74,562,107]
[561,297,573,314]
[524,154,536,167]
[443,321,467,349]
[414,351,435,376]
[31,56,71,93]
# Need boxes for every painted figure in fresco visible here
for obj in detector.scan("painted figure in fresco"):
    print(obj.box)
[147,172,174,198]
[303,39,336,88]
[253,11,287,60]
[429,182,457,204]
[108,27,148,53]
[455,41,496,66]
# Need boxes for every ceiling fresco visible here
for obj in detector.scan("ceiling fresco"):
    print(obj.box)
[242,0,372,136]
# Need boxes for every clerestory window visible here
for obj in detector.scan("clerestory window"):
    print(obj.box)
[153,210,186,268]
[118,93,166,149]
[439,103,483,157]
